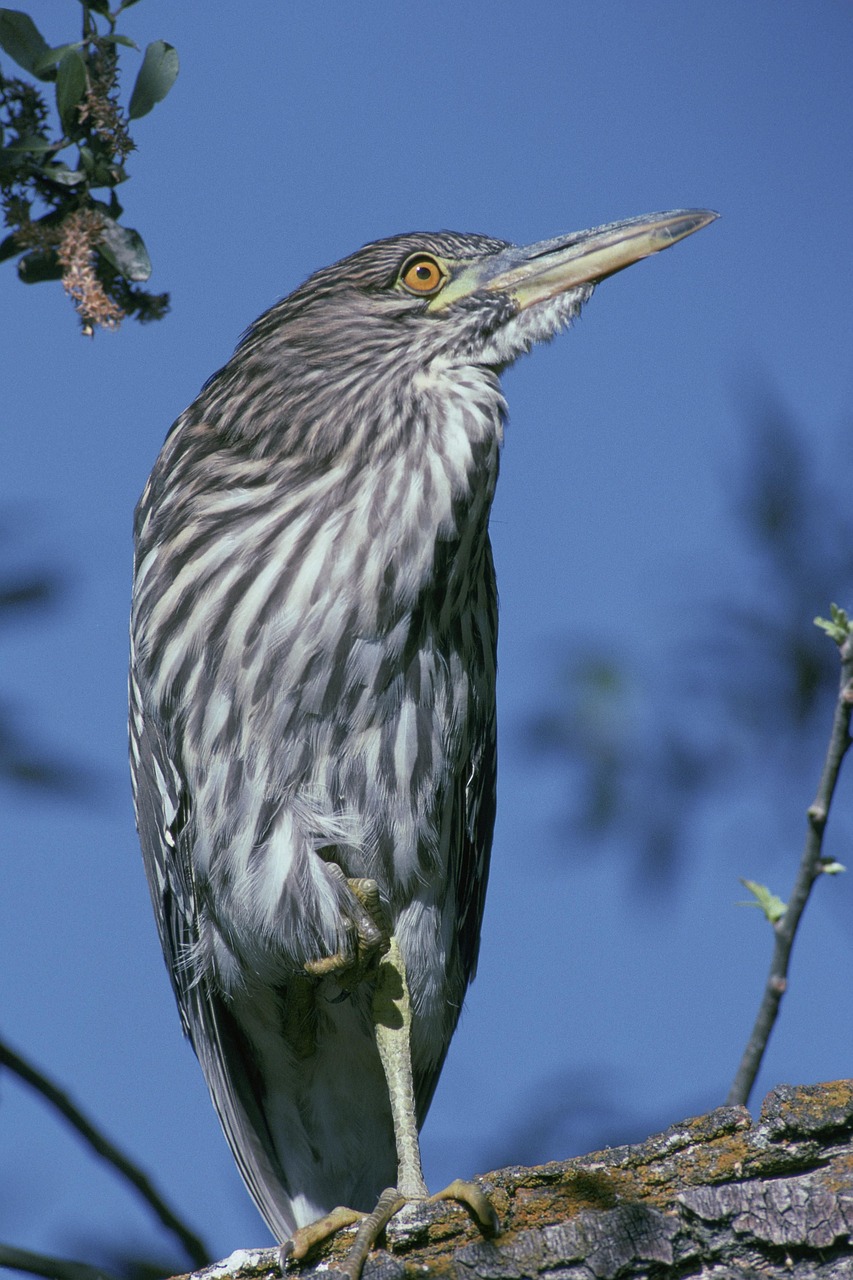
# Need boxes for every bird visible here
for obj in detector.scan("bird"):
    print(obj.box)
[129,208,717,1274]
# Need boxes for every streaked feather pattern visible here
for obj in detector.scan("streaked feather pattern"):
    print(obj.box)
[129,229,586,1235]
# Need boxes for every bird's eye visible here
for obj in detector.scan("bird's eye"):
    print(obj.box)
[399,254,446,296]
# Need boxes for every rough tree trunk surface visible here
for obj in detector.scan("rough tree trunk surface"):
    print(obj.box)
[180,1080,853,1280]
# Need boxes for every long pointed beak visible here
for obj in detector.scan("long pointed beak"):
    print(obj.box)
[431,209,718,312]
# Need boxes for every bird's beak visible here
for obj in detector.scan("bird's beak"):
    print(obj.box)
[430,209,718,312]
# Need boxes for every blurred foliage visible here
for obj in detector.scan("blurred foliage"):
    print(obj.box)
[503,397,853,1167]
[0,520,203,1265]
[0,528,91,795]
[526,398,853,885]
[0,1,177,333]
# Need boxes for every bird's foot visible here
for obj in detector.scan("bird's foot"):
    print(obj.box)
[303,871,390,989]
[283,1181,498,1280]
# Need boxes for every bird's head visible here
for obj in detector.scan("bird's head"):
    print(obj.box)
[249,209,716,370]
[195,210,716,460]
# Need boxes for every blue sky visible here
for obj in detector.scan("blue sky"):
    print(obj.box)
[2,0,852,1267]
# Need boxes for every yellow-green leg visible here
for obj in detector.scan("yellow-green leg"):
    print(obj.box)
[286,926,498,1279]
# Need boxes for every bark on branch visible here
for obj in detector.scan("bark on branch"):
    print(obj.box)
[169,1078,853,1280]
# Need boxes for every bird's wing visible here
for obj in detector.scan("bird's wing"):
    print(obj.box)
[413,704,497,1125]
[129,663,297,1241]
[414,553,498,1123]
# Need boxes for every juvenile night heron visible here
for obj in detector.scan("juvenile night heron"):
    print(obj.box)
[129,209,716,1274]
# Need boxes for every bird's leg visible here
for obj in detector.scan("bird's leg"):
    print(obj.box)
[287,928,497,1279]
[329,938,498,1280]
[371,935,428,1197]
[374,937,498,1222]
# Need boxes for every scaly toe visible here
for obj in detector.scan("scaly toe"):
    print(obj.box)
[430,1178,500,1235]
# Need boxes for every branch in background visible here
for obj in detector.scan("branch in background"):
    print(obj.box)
[0,1243,118,1280]
[0,1036,211,1269]
[0,2,178,332]
[726,607,853,1106]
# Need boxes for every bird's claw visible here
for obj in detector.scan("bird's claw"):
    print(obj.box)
[430,1177,500,1235]
[304,871,391,988]
[282,1205,363,1264]
[282,1182,498,1280]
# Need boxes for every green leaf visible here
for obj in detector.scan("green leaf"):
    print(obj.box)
[55,49,88,129]
[3,133,55,153]
[97,219,151,281]
[0,9,53,79]
[17,248,62,283]
[0,228,21,262]
[0,150,21,175]
[814,603,853,645]
[128,40,178,118]
[102,34,139,50]
[33,41,85,75]
[737,878,787,924]
[819,858,847,876]
[42,160,85,186]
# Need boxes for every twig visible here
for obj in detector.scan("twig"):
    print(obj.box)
[0,1243,118,1280]
[726,625,853,1106]
[0,1036,210,1268]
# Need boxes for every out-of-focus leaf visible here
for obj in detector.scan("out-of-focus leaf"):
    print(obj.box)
[0,231,20,262]
[76,0,111,15]
[43,161,85,186]
[0,147,22,174]
[738,878,787,924]
[33,42,85,75]
[3,133,55,152]
[17,249,62,283]
[0,572,59,612]
[128,40,178,119]
[97,219,151,281]
[0,9,54,80]
[102,34,138,50]
[55,49,88,129]
[814,604,852,645]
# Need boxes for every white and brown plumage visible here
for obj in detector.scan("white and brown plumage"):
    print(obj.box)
[129,211,716,1262]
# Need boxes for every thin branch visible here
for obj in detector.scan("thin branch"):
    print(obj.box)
[726,627,853,1106]
[0,1243,118,1280]
[0,1036,210,1268]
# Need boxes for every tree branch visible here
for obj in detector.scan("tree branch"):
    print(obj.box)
[0,1036,210,1268]
[167,1081,853,1280]
[0,1243,118,1280]
[726,622,853,1106]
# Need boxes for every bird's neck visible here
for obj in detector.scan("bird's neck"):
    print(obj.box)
[341,361,504,622]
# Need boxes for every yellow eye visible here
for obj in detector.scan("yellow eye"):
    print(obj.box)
[400,254,446,296]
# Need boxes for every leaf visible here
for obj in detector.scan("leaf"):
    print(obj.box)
[102,34,139,50]
[17,249,62,283]
[814,603,853,645]
[128,40,178,118]
[0,9,53,80]
[33,41,85,75]
[0,229,20,262]
[819,858,846,876]
[55,49,88,129]
[97,219,151,281]
[3,133,55,153]
[42,160,85,186]
[0,145,23,174]
[737,878,787,924]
